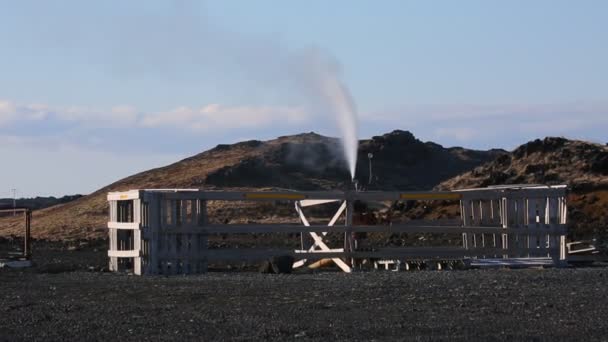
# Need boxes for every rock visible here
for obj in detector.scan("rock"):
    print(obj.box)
[258,256,295,274]
[271,255,294,274]
[258,261,273,274]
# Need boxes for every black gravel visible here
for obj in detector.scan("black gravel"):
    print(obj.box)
[1,266,608,341]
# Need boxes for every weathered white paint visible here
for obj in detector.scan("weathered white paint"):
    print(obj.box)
[106,185,568,275]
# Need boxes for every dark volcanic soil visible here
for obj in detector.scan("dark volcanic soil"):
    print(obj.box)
[2,261,608,341]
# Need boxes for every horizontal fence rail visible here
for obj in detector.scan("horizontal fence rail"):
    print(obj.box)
[107,186,568,275]
[140,223,566,235]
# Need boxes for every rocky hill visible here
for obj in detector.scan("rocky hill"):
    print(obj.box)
[438,137,608,190]
[436,137,608,238]
[0,130,504,240]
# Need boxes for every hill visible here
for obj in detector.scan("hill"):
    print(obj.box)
[435,137,608,238]
[0,130,504,240]
[0,195,83,211]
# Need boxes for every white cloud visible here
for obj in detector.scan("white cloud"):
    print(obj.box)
[0,99,309,131]
[0,100,50,125]
[140,104,308,131]
[0,100,17,125]
[53,105,138,126]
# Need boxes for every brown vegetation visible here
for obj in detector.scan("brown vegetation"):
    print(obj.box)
[4,133,606,241]
[436,137,608,238]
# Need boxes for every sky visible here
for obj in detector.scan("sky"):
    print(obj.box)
[0,0,607,197]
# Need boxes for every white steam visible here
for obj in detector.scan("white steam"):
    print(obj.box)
[293,49,359,179]
[317,74,359,179]
[91,2,361,178]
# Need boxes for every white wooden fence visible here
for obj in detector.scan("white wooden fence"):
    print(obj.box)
[107,185,567,275]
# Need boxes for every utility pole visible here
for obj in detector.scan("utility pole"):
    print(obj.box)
[11,188,16,216]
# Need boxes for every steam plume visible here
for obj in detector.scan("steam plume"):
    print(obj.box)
[294,49,359,179]
[101,3,361,177]
[317,74,359,179]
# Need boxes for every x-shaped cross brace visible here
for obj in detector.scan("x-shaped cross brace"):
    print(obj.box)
[293,200,351,272]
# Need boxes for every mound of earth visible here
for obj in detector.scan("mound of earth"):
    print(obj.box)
[438,137,608,191]
[434,137,608,239]
[0,130,503,240]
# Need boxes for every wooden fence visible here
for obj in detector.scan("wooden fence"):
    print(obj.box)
[0,208,32,260]
[107,185,567,275]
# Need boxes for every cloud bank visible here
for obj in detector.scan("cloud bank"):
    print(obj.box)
[0,99,308,132]
[2,97,607,196]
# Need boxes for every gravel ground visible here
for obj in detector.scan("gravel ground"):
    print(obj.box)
[2,264,608,341]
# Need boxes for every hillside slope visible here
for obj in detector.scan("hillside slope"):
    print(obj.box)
[0,130,504,240]
[436,137,608,238]
[0,195,83,211]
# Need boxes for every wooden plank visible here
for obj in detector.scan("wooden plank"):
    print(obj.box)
[191,200,198,226]
[328,201,347,226]
[480,200,492,225]
[560,197,568,225]
[292,201,345,268]
[108,250,140,258]
[515,198,526,228]
[107,190,141,201]
[24,211,31,259]
[107,222,141,230]
[109,228,118,271]
[462,200,474,249]
[526,198,537,254]
[134,199,141,224]
[491,199,501,224]
[163,223,566,235]
[545,197,560,262]
[0,208,30,214]
[300,199,340,207]
[181,200,188,226]
[546,197,559,226]
[536,198,547,250]
[471,200,482,226]
[171,200,178,227]
[133,229,142,275]
[245,193,307,200]
[147,194,161,275]
[471,200,483,249]
[293,201,351,272]
[165,191,344,201]
[199,200,208,226]
[400,193,462,200]
[125,187,567,203]
[204,246,559,261]
[470,257,555,267]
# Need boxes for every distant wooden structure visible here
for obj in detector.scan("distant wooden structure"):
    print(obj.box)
[0,208,32,261]
[107,185,568,275]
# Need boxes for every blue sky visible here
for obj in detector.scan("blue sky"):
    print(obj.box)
[1,1,607,197]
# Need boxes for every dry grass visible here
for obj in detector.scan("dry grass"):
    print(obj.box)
[0,141,267,240]
[436,137,608,237]
[3,135,598,241]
